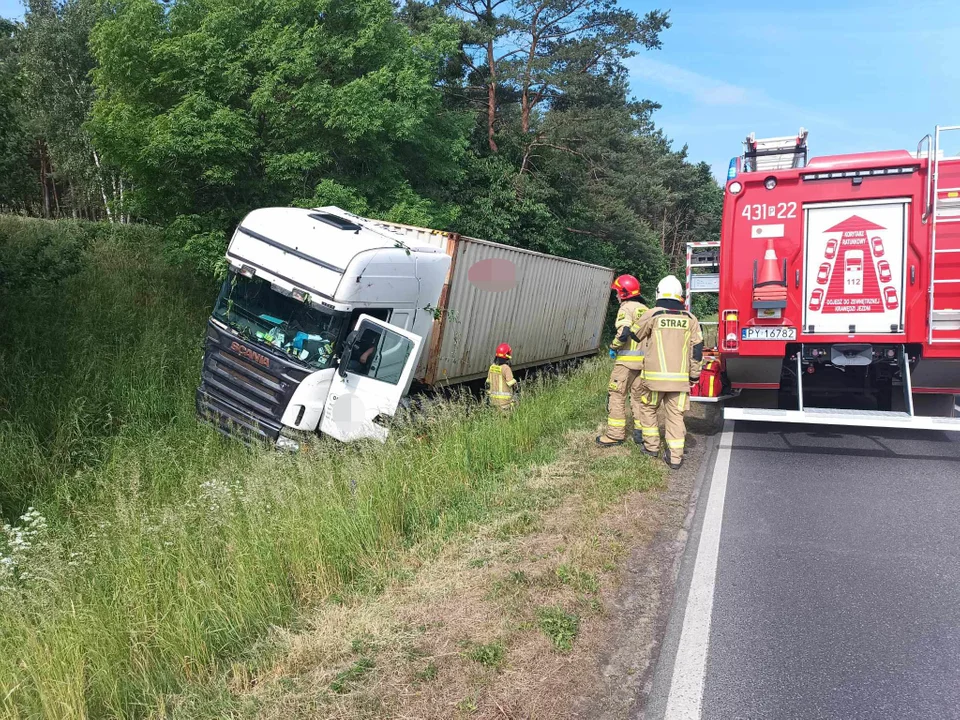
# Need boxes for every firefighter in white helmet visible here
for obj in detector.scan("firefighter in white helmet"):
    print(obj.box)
[630,275,703,469]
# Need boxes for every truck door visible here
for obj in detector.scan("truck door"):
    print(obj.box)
[319,314,422,442]
[803,199,909,335]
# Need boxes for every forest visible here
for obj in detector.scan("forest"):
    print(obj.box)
[0,0,721,288]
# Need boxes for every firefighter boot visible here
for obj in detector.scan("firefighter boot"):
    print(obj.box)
[663,450,683,470]
[662,391,688,470]
[633,430,660,459]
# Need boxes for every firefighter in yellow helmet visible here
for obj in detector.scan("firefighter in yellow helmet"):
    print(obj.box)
[597,274,649,447]
[486,343,517,411]
[631,275,703,469]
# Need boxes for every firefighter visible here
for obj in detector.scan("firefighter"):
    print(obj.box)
[596,274,649,447]
[631,275,703,469]
[486,343,518,411]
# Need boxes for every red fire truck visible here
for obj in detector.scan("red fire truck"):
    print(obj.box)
[688,126,960,430]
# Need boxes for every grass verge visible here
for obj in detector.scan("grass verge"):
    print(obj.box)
[1,216,626,718]
[203,426,666,719]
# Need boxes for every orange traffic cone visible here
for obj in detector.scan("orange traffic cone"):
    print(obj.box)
[752,238,787,308]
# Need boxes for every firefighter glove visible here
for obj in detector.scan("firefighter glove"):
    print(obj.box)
[609,349,617,359]
[689,375,700,385]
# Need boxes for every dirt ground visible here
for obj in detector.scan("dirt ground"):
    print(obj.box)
[569,404,724,719]
[238,404,724,720]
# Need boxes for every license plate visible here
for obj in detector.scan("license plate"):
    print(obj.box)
[741,326,797,341]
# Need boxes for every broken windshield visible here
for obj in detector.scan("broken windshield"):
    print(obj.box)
[213,273,344,370]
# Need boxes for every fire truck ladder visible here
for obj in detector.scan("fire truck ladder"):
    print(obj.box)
[925,125,960,343]
[686,241,737,403]
[742,129,808,172]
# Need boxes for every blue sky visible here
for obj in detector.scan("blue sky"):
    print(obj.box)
[622,0,960,178]
[3,0,958,179]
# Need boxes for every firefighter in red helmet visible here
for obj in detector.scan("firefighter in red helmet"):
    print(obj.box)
[486,343,518,411]
[597,274,649,446]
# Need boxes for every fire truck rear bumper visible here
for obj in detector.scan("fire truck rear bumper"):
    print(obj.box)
[724,406,960,431]
[725,357,783,387]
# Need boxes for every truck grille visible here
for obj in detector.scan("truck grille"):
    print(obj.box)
[196,321,309,443]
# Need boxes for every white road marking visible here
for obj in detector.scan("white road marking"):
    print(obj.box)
[663,420,735,719]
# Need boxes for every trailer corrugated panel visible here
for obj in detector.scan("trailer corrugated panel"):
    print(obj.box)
[367,218,450,251]
[429,237,613,385]
[363,217,614,386]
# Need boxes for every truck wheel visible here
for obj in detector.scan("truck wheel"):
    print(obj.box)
[912,393,957,418]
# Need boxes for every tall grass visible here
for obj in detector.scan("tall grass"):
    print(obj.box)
[0,216,214,513]
[0,217,610,718]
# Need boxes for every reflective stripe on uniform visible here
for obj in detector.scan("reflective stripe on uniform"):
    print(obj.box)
[608,417,627,427]
[666,438,685,449]
[681,330,690,374]
[643,371,689,382]
[640,426,659,436]
[641,390,660,405]
[617,350,645,357]
[677,393,688,412]
[506,379,517,386]
[490,392,512,399]
[655,329,668,371]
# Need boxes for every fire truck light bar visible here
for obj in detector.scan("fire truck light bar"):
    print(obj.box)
[801,166,918,181]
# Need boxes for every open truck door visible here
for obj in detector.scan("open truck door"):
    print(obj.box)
[320,315,421,442]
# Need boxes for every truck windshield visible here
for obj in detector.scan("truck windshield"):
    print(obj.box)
[213,273,344,369]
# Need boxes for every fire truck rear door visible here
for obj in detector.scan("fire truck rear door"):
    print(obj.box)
[802,198,909,335]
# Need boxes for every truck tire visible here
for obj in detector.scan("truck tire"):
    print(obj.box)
[912,393,958,418]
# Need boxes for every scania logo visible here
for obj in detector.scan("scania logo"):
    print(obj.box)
[230,341,270,368]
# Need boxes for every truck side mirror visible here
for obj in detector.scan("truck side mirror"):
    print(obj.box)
[338,330,358,378]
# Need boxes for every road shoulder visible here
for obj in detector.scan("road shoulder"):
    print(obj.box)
[568,406,725,719]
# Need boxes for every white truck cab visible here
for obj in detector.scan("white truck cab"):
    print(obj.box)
[196,206,450,446]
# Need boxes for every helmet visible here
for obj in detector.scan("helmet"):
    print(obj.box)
[656,275,684,301]
[495,343,512,359]
[612,274,641,301]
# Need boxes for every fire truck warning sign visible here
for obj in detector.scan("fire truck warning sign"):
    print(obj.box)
[803,200,908,335]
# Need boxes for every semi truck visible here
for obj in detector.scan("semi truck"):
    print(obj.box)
[691,125,960,430]
[196,206,614,447]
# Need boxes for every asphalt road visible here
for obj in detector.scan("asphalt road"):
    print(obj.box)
[646,420,960,720]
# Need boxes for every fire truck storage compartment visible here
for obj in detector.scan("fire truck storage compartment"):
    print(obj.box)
[802,198,909,336]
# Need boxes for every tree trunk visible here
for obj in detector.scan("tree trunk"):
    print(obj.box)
[521,82,530,135]
[39,142,50,219]
[91,149,114,223]
[118,176,126,223]
[51,170,61,218]
[520,10,541,134]
[660,208,668,252]
[486,37,498,153]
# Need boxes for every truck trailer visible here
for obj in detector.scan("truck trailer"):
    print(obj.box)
[698,125,960,430]
[196,206,614,446]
